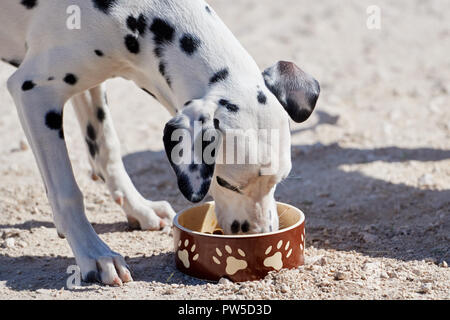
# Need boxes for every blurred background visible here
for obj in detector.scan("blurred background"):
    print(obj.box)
[0,0,448,299]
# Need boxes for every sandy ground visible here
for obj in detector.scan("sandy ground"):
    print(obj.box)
[0,0,449,300]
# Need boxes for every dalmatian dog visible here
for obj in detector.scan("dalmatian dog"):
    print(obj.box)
[0,0,319,286]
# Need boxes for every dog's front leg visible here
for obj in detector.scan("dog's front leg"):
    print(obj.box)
[71,84,176,230]
[7,58,132,286]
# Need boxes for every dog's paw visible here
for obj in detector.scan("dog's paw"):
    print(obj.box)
[79,252,133,286]
[123,198,176,231]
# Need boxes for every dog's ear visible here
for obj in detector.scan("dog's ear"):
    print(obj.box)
[263,61,320,123]
[163,100,221,203]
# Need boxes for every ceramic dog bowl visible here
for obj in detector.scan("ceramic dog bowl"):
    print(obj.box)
[173,202,305,282]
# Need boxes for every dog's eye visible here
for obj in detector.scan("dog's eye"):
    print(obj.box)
[216,176,242,194]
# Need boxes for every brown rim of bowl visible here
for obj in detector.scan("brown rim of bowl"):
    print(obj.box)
[174,201,305,239]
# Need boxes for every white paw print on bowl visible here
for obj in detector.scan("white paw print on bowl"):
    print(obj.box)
[263,240,292,271]
[300,231,305,251]
[177,239,199,269]
[212,245,248,276]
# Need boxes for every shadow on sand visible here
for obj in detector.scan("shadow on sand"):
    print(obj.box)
[1,111,448,290]
[0,251,206,291]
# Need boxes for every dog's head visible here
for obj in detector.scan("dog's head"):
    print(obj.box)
[163,61,319,234]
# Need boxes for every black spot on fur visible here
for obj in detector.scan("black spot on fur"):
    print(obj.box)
[47,76,54,81]
[205,6,212,14]
[136,16,148,35]
[219,99,239,113]
[159,62,167,76]
[94,50,104,57]
[154,47,164,58]
[124,35,140,54]
[180,34,200,55]
[158,61,171,87]
[241,221,250,233]
[92,0,116,14]
[85,123,99,157]
[63,73,78,85]
[184,100,193,106]
[150,18,175,45]
[149,18,175,88]
[189,164,199,172]
[127,14,147,35]
[209,68,229,85]
[165,77,172,88]
[21,81,35,91]
[87,123,97,141]
[21,0,37,9]
[86,139,99,158]
[97,107,106,122]
[45,111,62,130]
[257,91,267,104]
[231,220,240,234]
[45,110,65,140]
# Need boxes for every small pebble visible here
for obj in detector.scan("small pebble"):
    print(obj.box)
[387,271,398,279]
[3,238,15,248]
[326,200,336,208]
[163,288,175,295]
[411,269,422,277]
[36,289,47,294]
[305,255,322,265]
[16,241,28,248]
[280,284,290,293]
[334,271,347,281]
[363,262,382,272]
[218,277,232,285]
[19,139,29,151]
[418,283,432,294]
[238,288,250,295]
[361,232,378,243]
[418,174,434,187]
